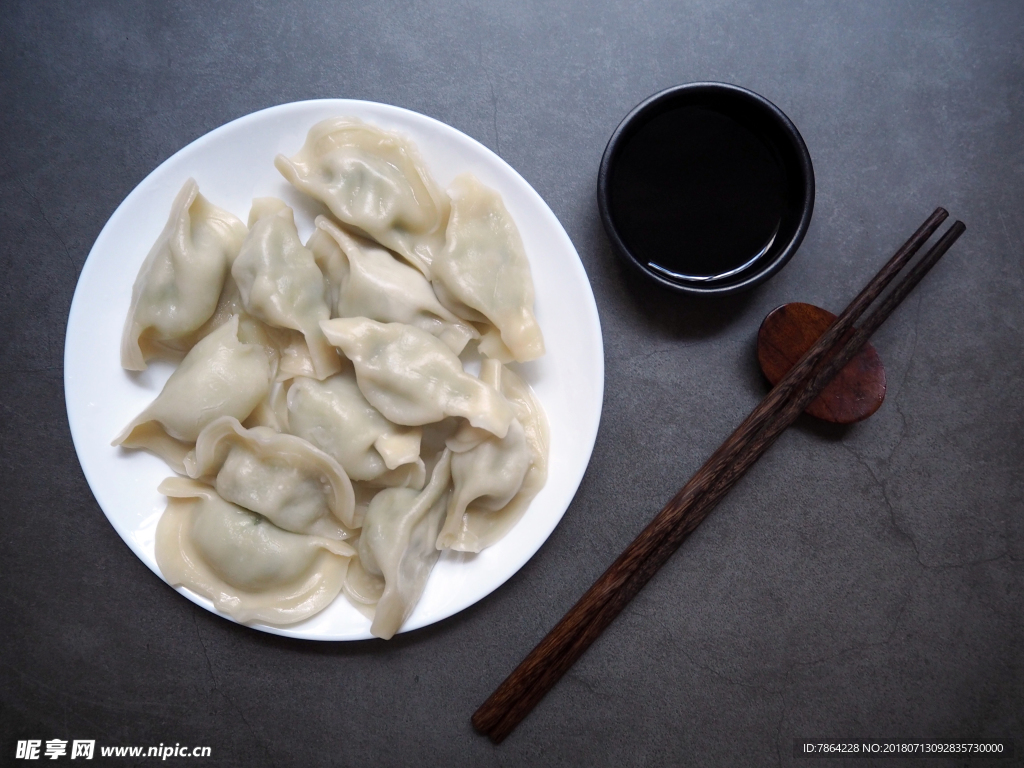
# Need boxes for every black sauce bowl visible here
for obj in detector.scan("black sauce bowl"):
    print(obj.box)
[598,82,814,296]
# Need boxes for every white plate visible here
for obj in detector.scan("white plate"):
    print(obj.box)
[64,100,604,640]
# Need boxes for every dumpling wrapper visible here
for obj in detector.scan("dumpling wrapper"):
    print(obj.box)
[357,449,452,639]
[320,317,514,438]
[121,178,247,370]
[113,316,272,473]
[307,216,477,354]
[287,372,425,489]
[437,359,550,552]
[432,173,544,363]
[231,201,341,380]
[155,477,355,626]
[242,378,290,432]
[176,272,321,384]
[274,117,448,277]
[342,536,385,619]
[185,416,357,534]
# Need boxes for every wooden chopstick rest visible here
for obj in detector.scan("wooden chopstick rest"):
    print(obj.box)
[757,302,886,424]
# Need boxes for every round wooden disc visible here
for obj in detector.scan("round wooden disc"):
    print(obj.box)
[757,302,886,424]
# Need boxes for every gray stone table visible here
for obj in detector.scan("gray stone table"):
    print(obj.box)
[1,1,1021,766]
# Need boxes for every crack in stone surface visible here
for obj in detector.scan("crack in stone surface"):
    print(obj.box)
[628,341,710,364]
[675,645,780,695]
[192,613,276,767]
[15,175,78,272]
[774,685,789,768]
[841,439,930,568]
[672,645,788,767]
[841,442,1015,571]
[890,397,909,460]
[884,292,925,461]
[488,78,501,158]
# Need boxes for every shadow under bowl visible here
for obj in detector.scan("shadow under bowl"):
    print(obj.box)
[598,82,815,296]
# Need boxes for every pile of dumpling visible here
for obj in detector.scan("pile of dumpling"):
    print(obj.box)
[113,118,549,639]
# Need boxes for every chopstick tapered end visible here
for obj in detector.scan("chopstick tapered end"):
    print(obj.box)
[472,706,508,743]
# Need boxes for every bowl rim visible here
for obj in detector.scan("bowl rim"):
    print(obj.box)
[597,81,815,296]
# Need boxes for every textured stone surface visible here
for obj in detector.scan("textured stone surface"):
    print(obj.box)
[1,1,1021,765]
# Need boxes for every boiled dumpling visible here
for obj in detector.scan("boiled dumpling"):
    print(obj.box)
[231,201,341,380]
[113,316,272,473]
[357,449,452,639]
[320,317,514,437]
[185,416,357,534]
[437,359,527,549]
[155,477,355,626]
[286,372,425,488]
[307,216,477,354]
[121,179,248,370]
[438,417,528,550]
[437,360,549,552]
[432,173,544,363]
[274,118,448,277]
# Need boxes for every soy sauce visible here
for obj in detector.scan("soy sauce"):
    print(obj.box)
[609,104,789,280]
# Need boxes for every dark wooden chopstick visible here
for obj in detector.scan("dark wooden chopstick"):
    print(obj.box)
[473,211,964,743]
